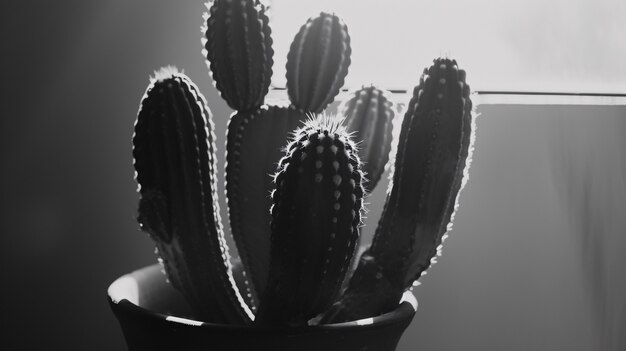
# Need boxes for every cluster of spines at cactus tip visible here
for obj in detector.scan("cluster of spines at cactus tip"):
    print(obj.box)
[286,12,351,113]
[203,0,273,112]
[323,57,474,323]
[254,115,365,326]
[133,67,252,324]
[341,86,395,191]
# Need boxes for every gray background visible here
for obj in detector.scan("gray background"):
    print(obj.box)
[2,1,624,350]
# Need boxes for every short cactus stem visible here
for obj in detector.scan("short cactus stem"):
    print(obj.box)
[286,12,351,113]
[255,115,365,326]
[203,0,273,111]
[133,67,253,324]
[341,85,395,191]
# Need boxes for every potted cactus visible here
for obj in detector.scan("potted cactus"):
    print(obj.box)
[108,1,475,350]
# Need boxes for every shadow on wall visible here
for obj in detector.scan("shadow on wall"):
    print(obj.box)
[550,112,626,351]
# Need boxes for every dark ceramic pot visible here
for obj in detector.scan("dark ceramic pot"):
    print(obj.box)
[108,264,417,351]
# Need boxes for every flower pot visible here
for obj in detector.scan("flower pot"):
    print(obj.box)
[108,264,417,351]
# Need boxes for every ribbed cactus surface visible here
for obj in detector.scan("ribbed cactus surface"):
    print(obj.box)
[132,67,253,324]
[203,0,273,111]
[225,105,308,308]
[255,116,365,326]
[323,58,474,322]
[341,86,395,191]
[286,12,351,113]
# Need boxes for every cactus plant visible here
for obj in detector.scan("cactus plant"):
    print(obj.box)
[254,115,365,326]
[340,86,395,191]
[129,0,475,332]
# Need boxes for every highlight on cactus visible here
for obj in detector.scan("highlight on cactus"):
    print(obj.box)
[127,0,476,332]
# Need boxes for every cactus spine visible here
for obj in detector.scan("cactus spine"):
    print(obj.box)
[341,86,395,191]
[255,116,365,326]
[133,67,253,324]
[323,58,474,322]
[286,12,351,113]
[203,0,273,111]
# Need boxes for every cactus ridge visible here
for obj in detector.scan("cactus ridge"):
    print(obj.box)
[286,12,351,113]
[133,68,253,324]
[255,115,365,326]
[341,85,395,191]
[224,105,308,309]
[203,0,273,111]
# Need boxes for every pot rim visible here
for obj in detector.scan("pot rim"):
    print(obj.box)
[108,264,417,331]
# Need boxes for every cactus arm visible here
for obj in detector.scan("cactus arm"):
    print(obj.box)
[255,116,365,326]
[203,0,273,112]
[133,68,253,324]
[286,12,351,113]
[374,58,474,288]
[323,58,474,322]
[341,86,395,191]
[224,105,308,309]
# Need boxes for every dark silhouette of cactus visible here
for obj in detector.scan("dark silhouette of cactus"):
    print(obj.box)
[254,116,365,326]
[322,58,474,323]
[341,86,395,191]
[203,0,273,112]
[133,67,253,324]
[220,11,352,307]
[286,12,351,113]
[131,0,476,329]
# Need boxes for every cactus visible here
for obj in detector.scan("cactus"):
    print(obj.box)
[254,115,365,326]
[203,0,273,112]
[341,86,395,191]
[133,67,253,324]
[221,11,351,307]
[322,58,474,322]
[286,12,351,113]
[129,0,476,330]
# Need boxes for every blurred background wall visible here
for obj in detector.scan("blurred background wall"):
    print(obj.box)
[1,1,624,350]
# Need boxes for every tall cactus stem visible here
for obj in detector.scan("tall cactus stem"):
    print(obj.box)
[323,58,475,322]
[133,67,253,324]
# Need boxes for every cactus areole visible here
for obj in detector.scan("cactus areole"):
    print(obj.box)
[127,0,475,332]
